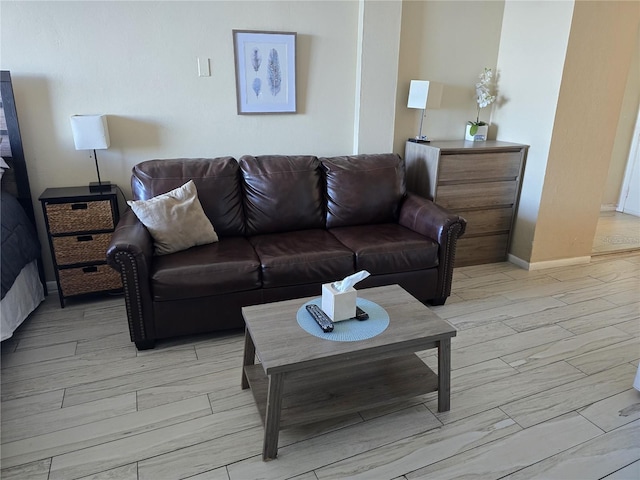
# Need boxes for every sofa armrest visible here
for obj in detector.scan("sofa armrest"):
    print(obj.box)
[398,193,466,304]
[106,208,156,349]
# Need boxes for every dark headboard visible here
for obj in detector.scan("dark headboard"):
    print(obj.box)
[1,70,47,292]
[1,70,36,223]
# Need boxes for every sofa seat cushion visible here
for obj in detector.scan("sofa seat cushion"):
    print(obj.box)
[249,229,354,288]
[330,224,439,274]
[151,237,261,301]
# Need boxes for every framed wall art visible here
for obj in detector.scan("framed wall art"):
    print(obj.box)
[233,30,297,114]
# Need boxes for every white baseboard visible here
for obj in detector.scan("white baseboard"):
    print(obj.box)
[508,253,592,271]
[507,254,530,270]
[46,281,58,293]
[600,204,618,212]
[617,207,640,216]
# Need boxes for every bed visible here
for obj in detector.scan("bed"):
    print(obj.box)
[1,70,46,341]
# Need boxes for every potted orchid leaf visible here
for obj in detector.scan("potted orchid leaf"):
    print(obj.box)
[466,67,496,141]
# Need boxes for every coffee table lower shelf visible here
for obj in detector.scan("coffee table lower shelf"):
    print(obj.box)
[244,353,438,430]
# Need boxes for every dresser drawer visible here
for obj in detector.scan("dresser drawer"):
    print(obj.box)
[439,152,522,183]
[455,234,510,266]
[46,200,114,234]
[58,265,122,296]
[437,181,518,210]
[458,207,513,236]
[52,233,112,266]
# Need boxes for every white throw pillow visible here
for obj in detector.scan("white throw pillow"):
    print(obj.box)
[128,180,218,255]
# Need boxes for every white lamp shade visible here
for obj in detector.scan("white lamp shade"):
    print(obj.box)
[407,80,443,110]
[70,115,110,150]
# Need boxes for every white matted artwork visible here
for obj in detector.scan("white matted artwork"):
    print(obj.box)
[233,30,296,114]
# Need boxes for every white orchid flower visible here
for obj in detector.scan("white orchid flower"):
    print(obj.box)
[469,67,497,133]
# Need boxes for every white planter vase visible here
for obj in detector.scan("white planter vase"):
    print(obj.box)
[465,124,488,142]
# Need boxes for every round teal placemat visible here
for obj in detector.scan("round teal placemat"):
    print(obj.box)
[297,297,389,342]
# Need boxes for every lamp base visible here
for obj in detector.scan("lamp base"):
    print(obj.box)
[408,138,431,144]
[89,181,112,193]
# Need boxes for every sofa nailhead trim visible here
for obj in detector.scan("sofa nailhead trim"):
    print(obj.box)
[115,252,146,341]
[440,221,464,299]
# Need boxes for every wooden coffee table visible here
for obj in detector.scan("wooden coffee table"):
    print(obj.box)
[241,284,456,460]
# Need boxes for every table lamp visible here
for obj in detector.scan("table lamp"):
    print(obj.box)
[70,114,112,192]
[407,80,443,143]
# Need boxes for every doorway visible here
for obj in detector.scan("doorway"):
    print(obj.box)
[592,107,640,256]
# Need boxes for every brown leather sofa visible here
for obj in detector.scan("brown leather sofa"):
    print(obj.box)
[107,153,466,350]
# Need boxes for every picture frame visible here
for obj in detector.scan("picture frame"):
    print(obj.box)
[233,30,297,114]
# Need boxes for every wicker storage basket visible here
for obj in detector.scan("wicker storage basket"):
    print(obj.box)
[52,233,112,266]
[46,200,114,234]
[58,265,122,296]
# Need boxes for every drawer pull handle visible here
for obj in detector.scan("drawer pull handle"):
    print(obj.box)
[77,235,93,242]
[82,266,98,273]
[71,203,88,210]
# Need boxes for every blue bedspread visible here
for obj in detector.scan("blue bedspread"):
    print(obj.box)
[1,191,41,300]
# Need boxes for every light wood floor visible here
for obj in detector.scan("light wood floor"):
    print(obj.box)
[592,211,640,255]
[1,253,639,480]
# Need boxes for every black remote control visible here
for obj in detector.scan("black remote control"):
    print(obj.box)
[305,304,334,332]
[354,306,369,321]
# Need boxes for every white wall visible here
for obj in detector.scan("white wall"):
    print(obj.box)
[492,0,575,262]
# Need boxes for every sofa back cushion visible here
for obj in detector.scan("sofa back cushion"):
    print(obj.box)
[321,153,406,228]
[239,155,324,235]
[131,157,245,236]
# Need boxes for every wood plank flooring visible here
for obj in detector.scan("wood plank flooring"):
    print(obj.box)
[1,252,639,479]
[592,212,640,256]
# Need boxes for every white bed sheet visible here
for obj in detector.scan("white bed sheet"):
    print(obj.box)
[1,259,45,341]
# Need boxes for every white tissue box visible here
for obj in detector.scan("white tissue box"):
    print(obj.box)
[321,283,356,321]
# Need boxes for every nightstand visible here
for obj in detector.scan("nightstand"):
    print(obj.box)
[39,186,123,307]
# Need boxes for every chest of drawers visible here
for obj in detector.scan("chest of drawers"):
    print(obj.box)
[404,140,528,266]
[39,186,122,307]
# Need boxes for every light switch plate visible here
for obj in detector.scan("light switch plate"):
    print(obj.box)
[197,57,210,77]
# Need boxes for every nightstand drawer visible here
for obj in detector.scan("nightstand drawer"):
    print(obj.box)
[458,207,513,236]
[52,233,112,266]
[456,234,510,266]
[405,141,527,267]
[439,152,522,183]
[46,200,114,234]
[437,181,518,210]
[58,265,122,296]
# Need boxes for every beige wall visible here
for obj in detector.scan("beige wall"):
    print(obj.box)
[393,0,505,154]
[1,1,370,280]
[1,1,362,197]
[531,0,640,263]
[5,0,639,281]
[355,0,403,154]
[492,0,575,263]
[603,30,640,208]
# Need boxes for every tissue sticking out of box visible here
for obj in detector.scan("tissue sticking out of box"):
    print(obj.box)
[332,270,370,292]
[322,270,370,321]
